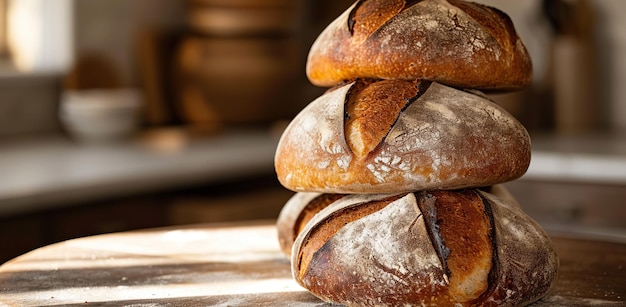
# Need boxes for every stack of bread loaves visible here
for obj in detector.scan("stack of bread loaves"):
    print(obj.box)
[274,1,558,306]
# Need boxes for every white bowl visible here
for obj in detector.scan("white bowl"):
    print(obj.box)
[60,89,143,142]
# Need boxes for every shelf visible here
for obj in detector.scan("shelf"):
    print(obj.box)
[0,128,279,216]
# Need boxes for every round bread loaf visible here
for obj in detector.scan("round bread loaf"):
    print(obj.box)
[306,0,532,90]
[274,79,531,194]
[291,189,559,306]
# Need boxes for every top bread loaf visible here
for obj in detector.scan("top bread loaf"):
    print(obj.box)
[306,0,532,90]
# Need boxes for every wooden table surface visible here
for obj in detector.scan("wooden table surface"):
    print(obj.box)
[0,221,624,306]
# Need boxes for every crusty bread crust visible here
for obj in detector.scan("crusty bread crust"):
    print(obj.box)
[274,80,531,194]
[276,185,520,258]
[425,190,493,302]
[291,189,558,306]
[276,185,521,258]
[306,0,532,90]
[478,189,560,306]
[276,192,345,256]
[345,79,420,158]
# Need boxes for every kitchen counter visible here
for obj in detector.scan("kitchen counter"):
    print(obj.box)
[526,132,626,184]
[0,221,623,306]
[506,132,626,242]
[0,130,624,217]
[0,128,279,217]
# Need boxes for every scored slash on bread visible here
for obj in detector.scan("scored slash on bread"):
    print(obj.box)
[345,79,427,158]
[419,190,492,302]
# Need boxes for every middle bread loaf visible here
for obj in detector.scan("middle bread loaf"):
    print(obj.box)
[275,79,531,194]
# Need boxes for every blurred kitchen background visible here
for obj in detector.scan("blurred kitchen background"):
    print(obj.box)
[0,0,624,264]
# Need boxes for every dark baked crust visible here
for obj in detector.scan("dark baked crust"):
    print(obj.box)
[276,192,345,255]
[345,79,426,157]
[419,190,493,302]
[277,185,519,258]
[291,189,559,306]
[306,0,532,90]
[275,80,531,194]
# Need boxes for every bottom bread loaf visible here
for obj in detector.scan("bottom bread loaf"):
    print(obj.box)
[278,187,558,307]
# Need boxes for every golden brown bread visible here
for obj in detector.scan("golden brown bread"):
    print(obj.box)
[345,79,423,158]
[428,190,493,301]
[291,189,559,306]
[276,192,345,255]
[306,0,532,90]
[274,80,531,194]
[277,184,518,258]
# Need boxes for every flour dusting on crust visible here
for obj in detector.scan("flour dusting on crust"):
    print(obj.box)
[275,81,530,194]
